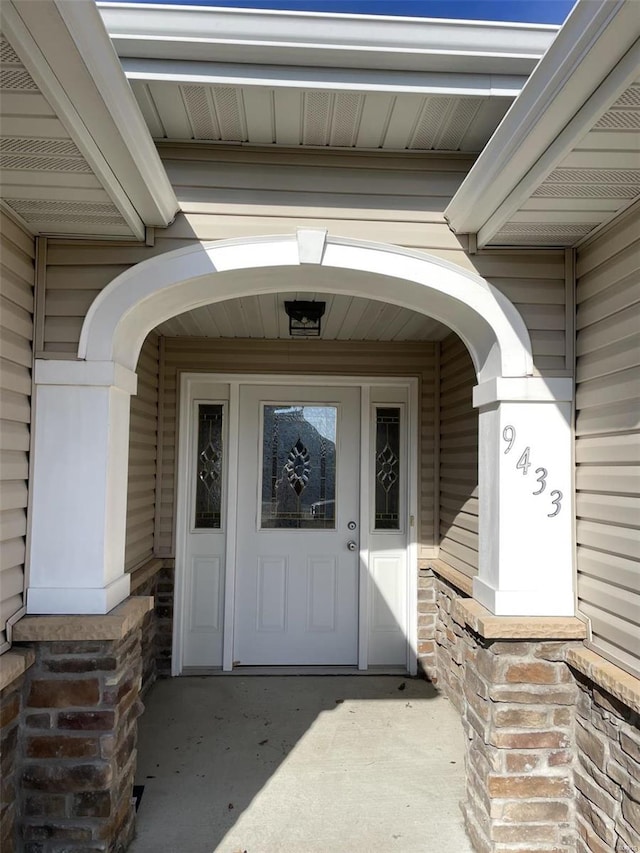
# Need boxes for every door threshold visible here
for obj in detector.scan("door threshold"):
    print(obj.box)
[181,665,409,676]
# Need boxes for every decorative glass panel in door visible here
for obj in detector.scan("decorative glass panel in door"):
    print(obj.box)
[261,405,337,529]
[194,403,224,529]
[374,407,401,530]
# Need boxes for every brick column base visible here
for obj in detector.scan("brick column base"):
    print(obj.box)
[13,597,153,853]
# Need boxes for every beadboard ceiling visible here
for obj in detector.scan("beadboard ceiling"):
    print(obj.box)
[156,291,449,342]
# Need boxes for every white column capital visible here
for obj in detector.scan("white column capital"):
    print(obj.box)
[473,376,573,408]
[34,359,137,394]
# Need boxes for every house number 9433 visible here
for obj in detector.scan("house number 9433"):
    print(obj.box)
[502,425,562,517]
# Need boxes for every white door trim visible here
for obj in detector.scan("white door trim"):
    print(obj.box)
[174,372,419,676]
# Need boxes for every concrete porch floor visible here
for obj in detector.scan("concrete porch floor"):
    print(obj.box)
[129,675,473,853]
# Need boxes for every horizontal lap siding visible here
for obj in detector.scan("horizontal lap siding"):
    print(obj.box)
[158,339,436,559]
[575,206,640,678]
[0,213,34,649]
[438,334,478,577]
[125,333,160,572]
[42,147,567,376]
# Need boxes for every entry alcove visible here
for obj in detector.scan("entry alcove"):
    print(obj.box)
[124,290,478,676]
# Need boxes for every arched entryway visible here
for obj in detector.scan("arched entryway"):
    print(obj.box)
[27,232,574,624]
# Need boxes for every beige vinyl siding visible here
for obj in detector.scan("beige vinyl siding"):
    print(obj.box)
[156,338,436,559]
[0,212,34,649]
[42,147,567,374]
[125,332,160,572]
[575,205,640,678]
[438,334,478,577]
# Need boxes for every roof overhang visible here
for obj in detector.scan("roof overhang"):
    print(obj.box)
[445,0,640,248]
[1,0,178,238]
[99,3,557,152]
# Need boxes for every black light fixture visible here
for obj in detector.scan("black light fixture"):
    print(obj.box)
[284,300,326,337]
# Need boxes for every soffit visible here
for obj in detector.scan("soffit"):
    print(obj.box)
[128,80,515,152]
[445,1,640,248]
[100,3,556,152]
[0,33,135,238]
[488,77,640,247]
[0,0,177,239]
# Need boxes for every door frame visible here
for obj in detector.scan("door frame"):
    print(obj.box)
[173,373,419,676]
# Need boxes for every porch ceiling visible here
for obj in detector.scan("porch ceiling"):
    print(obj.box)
[154,275,450,342]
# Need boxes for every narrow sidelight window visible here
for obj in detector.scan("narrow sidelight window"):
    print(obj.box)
[374,407,401,530]
[194,403,224,529]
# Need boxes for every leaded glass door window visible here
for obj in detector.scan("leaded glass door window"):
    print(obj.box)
[194,403,224,529]
[374,407,401,530]
[260,405,337,529]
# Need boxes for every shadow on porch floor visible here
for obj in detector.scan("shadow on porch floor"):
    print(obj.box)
[129,675,472,853]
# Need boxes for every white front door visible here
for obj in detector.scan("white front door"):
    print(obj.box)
[234,385,360,665]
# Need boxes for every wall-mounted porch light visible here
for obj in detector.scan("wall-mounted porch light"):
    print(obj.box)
[284,300,326,337]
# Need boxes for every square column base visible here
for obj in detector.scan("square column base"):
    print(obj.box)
[473,576,575,618]
[27,574,131,615]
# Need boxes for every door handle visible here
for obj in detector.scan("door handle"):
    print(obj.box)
[347,540,358,552]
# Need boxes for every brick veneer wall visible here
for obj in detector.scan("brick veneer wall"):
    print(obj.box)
[130,560,174,685]
[417,566,438,679]
[571,669,640,853]
[154,564,174,678]
[1,671,26,852]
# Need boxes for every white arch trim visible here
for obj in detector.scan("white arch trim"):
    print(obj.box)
[78,233,534,383]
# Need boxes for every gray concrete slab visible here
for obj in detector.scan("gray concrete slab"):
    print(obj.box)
[130,675,473,853]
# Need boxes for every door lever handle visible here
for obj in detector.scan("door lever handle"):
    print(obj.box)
[347,540,358,552]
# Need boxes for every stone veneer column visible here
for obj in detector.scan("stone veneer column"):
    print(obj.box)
[432,568,588,853]
[12,597,153,852]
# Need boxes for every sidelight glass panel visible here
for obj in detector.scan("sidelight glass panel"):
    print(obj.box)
[261,405,337,529]
[194,403,224,529]
[375,407,401,530]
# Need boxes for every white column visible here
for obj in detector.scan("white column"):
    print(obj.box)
[27,360,137,614]
[473,378,574,616]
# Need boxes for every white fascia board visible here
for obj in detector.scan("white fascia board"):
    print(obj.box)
[4,0,177,232]
[99,2,556,77]
[445,0,640,239]
[122,58,526,99]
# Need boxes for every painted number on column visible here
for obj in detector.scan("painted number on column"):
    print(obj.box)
[533,467,547,495]
[502,425,562,517]
[548,490,563,518]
